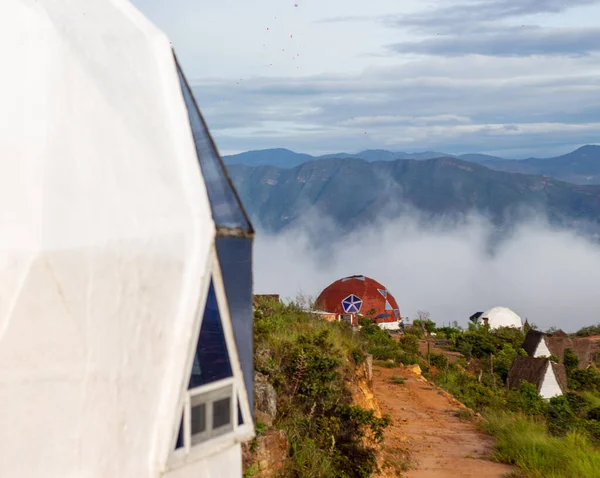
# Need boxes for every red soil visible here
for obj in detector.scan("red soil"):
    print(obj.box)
[373,365,513,478]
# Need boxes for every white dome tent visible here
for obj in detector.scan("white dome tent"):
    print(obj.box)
[479,306,523,330]
[0,1,254,477]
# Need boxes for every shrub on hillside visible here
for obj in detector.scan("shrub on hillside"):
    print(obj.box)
[569,368,600,392]
[547,395,577,437]
[492,326,525,350]
[402,325,424,338]
[576,324,600,337]
[429,352,448,369]
[506,382,548,416]
[252,298,390,478]
[454,329,497,358]
[493,343,523,384]
[399,334,419,355]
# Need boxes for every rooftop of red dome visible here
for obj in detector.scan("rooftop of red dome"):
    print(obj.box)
[315,275,401,323]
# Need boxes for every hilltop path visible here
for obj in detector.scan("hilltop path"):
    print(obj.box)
[373,365,513,478]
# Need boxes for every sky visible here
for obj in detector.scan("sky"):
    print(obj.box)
[133,0,600,158]
[253,211,600,332]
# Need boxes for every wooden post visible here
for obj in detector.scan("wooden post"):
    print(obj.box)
[490,354,496,389]
[445,360,449,385]
[427,340,431,366]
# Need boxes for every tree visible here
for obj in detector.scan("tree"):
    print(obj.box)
[494,343,519,383]
[413,310,435,335]
[399,334,420,355]
[564,348,579,375]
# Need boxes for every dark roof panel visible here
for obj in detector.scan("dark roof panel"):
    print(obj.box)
[175,54,252,234]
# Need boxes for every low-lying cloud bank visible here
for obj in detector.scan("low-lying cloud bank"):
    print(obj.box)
[253,212,600,332]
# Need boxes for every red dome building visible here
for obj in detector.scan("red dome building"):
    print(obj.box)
[315,275,401,329]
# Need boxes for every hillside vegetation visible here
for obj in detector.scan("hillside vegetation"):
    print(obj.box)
[247,300,600,477]
[246,298,391,478]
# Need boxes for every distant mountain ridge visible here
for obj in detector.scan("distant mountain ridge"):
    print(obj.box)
[223,148,480,168]
[223,145,600,185]
[227,155,600,235]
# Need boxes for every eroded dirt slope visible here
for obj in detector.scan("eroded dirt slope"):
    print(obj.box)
[373,365,513,478]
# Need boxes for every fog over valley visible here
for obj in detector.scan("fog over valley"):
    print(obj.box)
[254,211,600,332]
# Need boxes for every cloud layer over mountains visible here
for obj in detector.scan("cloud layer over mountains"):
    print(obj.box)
[133,0,600,158]
[253,211,600,331]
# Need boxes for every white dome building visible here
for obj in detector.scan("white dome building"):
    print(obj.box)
[0,1,255,477]
[479,307,523,330]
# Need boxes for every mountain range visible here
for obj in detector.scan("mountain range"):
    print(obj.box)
[227,155,600,236]
[224,145,600,185]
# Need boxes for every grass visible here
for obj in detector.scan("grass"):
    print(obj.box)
[388,377,405,385]
[454,409,474,422]
[483,410,600,478]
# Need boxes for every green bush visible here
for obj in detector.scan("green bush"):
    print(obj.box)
[429,352,448,369]
[454,329,497,358]
[569,368,600,392]
[402,325,424,338]
[566,392,590,415]
[564,349,580,374]
[506,382,548,416]
[587,407,600,421]
[576,324,600,337]
[547,396,576,437]
[399,334,419,355]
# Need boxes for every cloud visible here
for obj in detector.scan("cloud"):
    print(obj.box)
[385,0,600,32]
[388,27,600,57]
[193,54,600,157]
[253,210,600,331]
[132,0,600,157]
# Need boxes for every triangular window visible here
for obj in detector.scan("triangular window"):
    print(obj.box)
[394,309,400,319]
[378,289,387,298]
[189,279,233,389]
[175,56,251,231]
[174,277,238,450]
[384,300,393,311]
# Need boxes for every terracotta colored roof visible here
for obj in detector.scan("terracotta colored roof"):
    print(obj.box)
[315,275,400,324]
[507,356,567,394]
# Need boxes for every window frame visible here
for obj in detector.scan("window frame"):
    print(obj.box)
[166,248,254,471]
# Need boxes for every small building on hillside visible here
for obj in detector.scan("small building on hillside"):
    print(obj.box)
[469,311,483,324]
[507,357,567,400]
[478,306,522,330]
[522,329,597,369]
[315,275,402,330]
[314,310,339,322]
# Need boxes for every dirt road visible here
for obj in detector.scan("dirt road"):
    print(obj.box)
[373,365,513,478]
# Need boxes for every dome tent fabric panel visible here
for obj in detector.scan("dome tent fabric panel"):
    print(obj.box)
[0,1,253,477]
[479,306,522,330]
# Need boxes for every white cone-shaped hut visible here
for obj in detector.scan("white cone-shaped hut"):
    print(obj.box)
[0,1,254,477]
